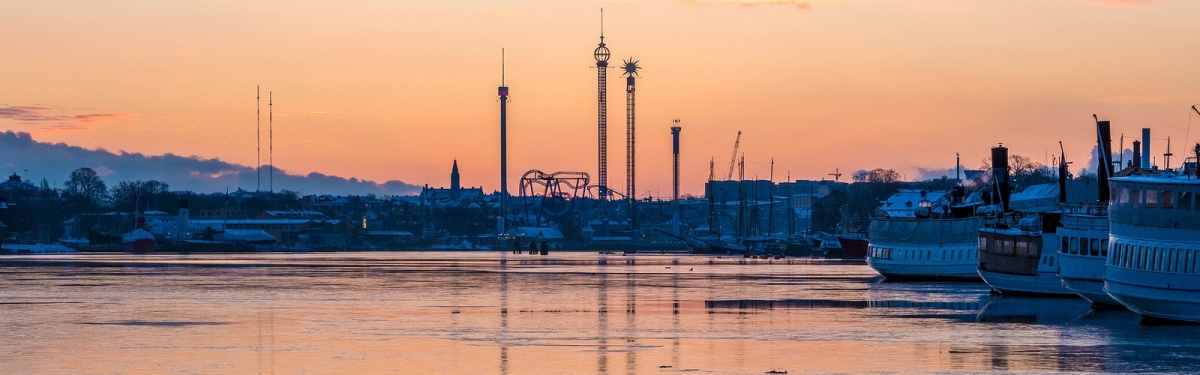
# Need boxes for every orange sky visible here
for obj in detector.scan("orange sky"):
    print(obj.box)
[2,0,1199,197]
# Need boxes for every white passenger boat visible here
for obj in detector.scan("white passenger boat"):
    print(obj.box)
[866,189,984,281]
[1057,204,1120,305]
[1057,118,1122,307]
[1105,162,1200,322]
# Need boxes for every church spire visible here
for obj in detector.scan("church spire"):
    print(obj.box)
[451,159,461,192]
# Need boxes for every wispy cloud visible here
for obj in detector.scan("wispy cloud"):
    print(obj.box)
[724,0,814,9]
[1090,0,1157,7]
[0,104,133,131]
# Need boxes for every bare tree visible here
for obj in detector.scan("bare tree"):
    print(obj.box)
[64,167,109,207]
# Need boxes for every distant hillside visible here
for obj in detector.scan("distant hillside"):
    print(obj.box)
[0,131,420,195]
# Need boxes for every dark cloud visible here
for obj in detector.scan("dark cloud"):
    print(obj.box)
[0,131,421,196]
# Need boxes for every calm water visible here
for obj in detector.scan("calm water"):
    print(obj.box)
[2,252,1198,374]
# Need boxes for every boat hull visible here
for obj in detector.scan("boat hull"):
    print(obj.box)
[1058,253,1122,307]
[122,239,155,253]
[834,236,868,259]
[978,269,1075,296]
[1106,267,1200,323]
[867,258,980,281]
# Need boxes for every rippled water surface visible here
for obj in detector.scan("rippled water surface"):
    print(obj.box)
[2,252,1199,374]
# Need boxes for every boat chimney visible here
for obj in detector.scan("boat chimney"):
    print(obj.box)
[1132,140,1141,169]
[992,144,1011,211]
[1097,119,1113,203]
[1058,147,1068,204]
[1142,128,1151,169]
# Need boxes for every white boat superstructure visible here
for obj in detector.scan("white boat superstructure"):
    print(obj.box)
[1104,169,1200,322]
[865,189,985,281]
[1057,205,1120,306]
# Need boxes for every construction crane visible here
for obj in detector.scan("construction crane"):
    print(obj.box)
[1192,104,1200,117]
[725,131,741,180]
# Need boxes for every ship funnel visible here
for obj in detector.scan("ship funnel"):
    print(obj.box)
[1132,140,1141,169]
[1097,120,1113,203]
[1142,128,1151,169]
[991,145,1011,211]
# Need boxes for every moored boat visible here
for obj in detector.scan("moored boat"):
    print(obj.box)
[1104,153,1200,323]
[1057,118,1122,307]
[865,188,984,281]
[975,145,1073,296]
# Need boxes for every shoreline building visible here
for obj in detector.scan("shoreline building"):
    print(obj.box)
[420,160,484,205]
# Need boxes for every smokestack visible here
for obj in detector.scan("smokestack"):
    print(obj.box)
[671,124,681,203]
[671,122,681,236]
[992,145,1011,211]
[1058,154,1068,204]
[1132,140,1141,169]
[1097,120,1113,203]
[1142,128,1151,169]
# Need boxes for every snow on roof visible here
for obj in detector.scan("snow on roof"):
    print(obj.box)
[879,190,951,218]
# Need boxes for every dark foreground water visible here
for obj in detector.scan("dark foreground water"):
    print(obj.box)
[1,252,1198,374]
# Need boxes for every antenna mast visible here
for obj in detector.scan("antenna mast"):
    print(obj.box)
[257,85,261,192]
[269,91,273,193]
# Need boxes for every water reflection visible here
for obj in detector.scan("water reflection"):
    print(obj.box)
[2,252,1200,373]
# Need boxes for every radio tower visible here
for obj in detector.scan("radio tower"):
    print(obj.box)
[622,57,640,226]
[256,85,261,192]
[269,91,273,193]
[594,9,611,200]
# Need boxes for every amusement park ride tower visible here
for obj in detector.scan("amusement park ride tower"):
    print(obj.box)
[623,57,641,226]
[594,10,611,201]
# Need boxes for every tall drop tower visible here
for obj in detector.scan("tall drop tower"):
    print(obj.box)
[594,10,611,200]
[622,57,641,226]
[498,49,509,234]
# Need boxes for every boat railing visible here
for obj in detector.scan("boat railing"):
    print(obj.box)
[1060,203,1107,217]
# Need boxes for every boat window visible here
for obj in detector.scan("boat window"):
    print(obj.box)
[1016,241,1029,256]
[1191,249,1198,274]
[1145,190,1158,209]
[1163,191,1174,209]
[979,237,987,250]
[1173,247,1183,273]
[1049,255,1054,268]
[1079,239,1088,256]
[1132,189,1142,206]
[1101,239,1109,257]
[1070,237,1079,254]
[1181,192,1194,211]
[1061,237,1069,254]
[1183,249,1191,274]
[1118,188,1129,205]
[1090,239,1100,257]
